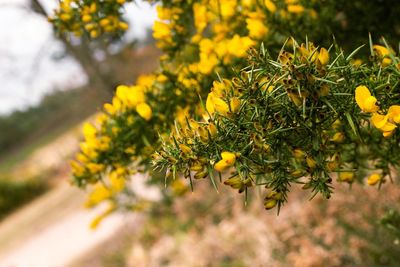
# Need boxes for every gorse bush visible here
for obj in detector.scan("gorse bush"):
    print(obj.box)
[51,0,400,224]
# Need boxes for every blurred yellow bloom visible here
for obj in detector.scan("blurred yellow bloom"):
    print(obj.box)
[82,14,92,23]
[367,173,382,186]
[87,163,105,174]
[152,21,172,42]
[60,13,72,21]
[116,85,146,108]
[246,16,269,39]
[136,103,152,121]
[70,160,85,176]
[83,122,97,140]
[287,4,305,14]
[264,0,277,12]
[156,6,172,20]
[228,35,255,58]
[193,3,208,33]
[198,54,219,74]
[118,21,129,31]
[338,172,355,183]
[355,85,379,113]
[219,0,236,18]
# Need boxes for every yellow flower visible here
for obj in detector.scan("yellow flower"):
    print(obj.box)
[152,21,172,42]
[83,122,97,140]
[228,35,255,58]
[388,105,400,123]
[198,53,219,74]
[371,113,389,128]
[214,151,237,172]
[60,13,72,21]
[371,113,396,137]
[82,14,92,23]
[264,0,277,12]
[246,16,269,39]
[219,0,236,18]
[193,3,208,33]
[70,160,85,176]
[351,59,363,67]
[287,4,305,14]
[373,45,390,57]
[355,85,379,113]
[116,85,145,108]
[156,6,172,20]
[136,103,152,121]
[367,173,382,186]
[338,172,355,183]
[206,92,229,115]
[318,47,329,66]
[373,45,392,66]
[118,21,129,31]
[87,163,105,174]
[90,30,99,38]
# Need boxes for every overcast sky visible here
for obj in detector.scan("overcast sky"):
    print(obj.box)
[0,0,156,114]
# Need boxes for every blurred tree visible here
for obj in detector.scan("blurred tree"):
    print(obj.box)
[29,0,135,97]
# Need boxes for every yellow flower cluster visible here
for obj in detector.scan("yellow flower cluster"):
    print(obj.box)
[51,0,130,38]
[355,85,400,137]
[56,0,400,220]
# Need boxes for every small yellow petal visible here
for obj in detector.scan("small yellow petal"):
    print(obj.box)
[371,113,388,129]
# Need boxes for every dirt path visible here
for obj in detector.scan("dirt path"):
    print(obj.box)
[0,182,138,267]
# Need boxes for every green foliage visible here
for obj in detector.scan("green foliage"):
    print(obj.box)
[0,178,48,220]
[154,39,400,210]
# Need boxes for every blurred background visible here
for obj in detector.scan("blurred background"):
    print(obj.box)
[0,1,399,267]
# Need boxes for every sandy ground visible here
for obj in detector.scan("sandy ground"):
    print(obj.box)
[0,183,137,267]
